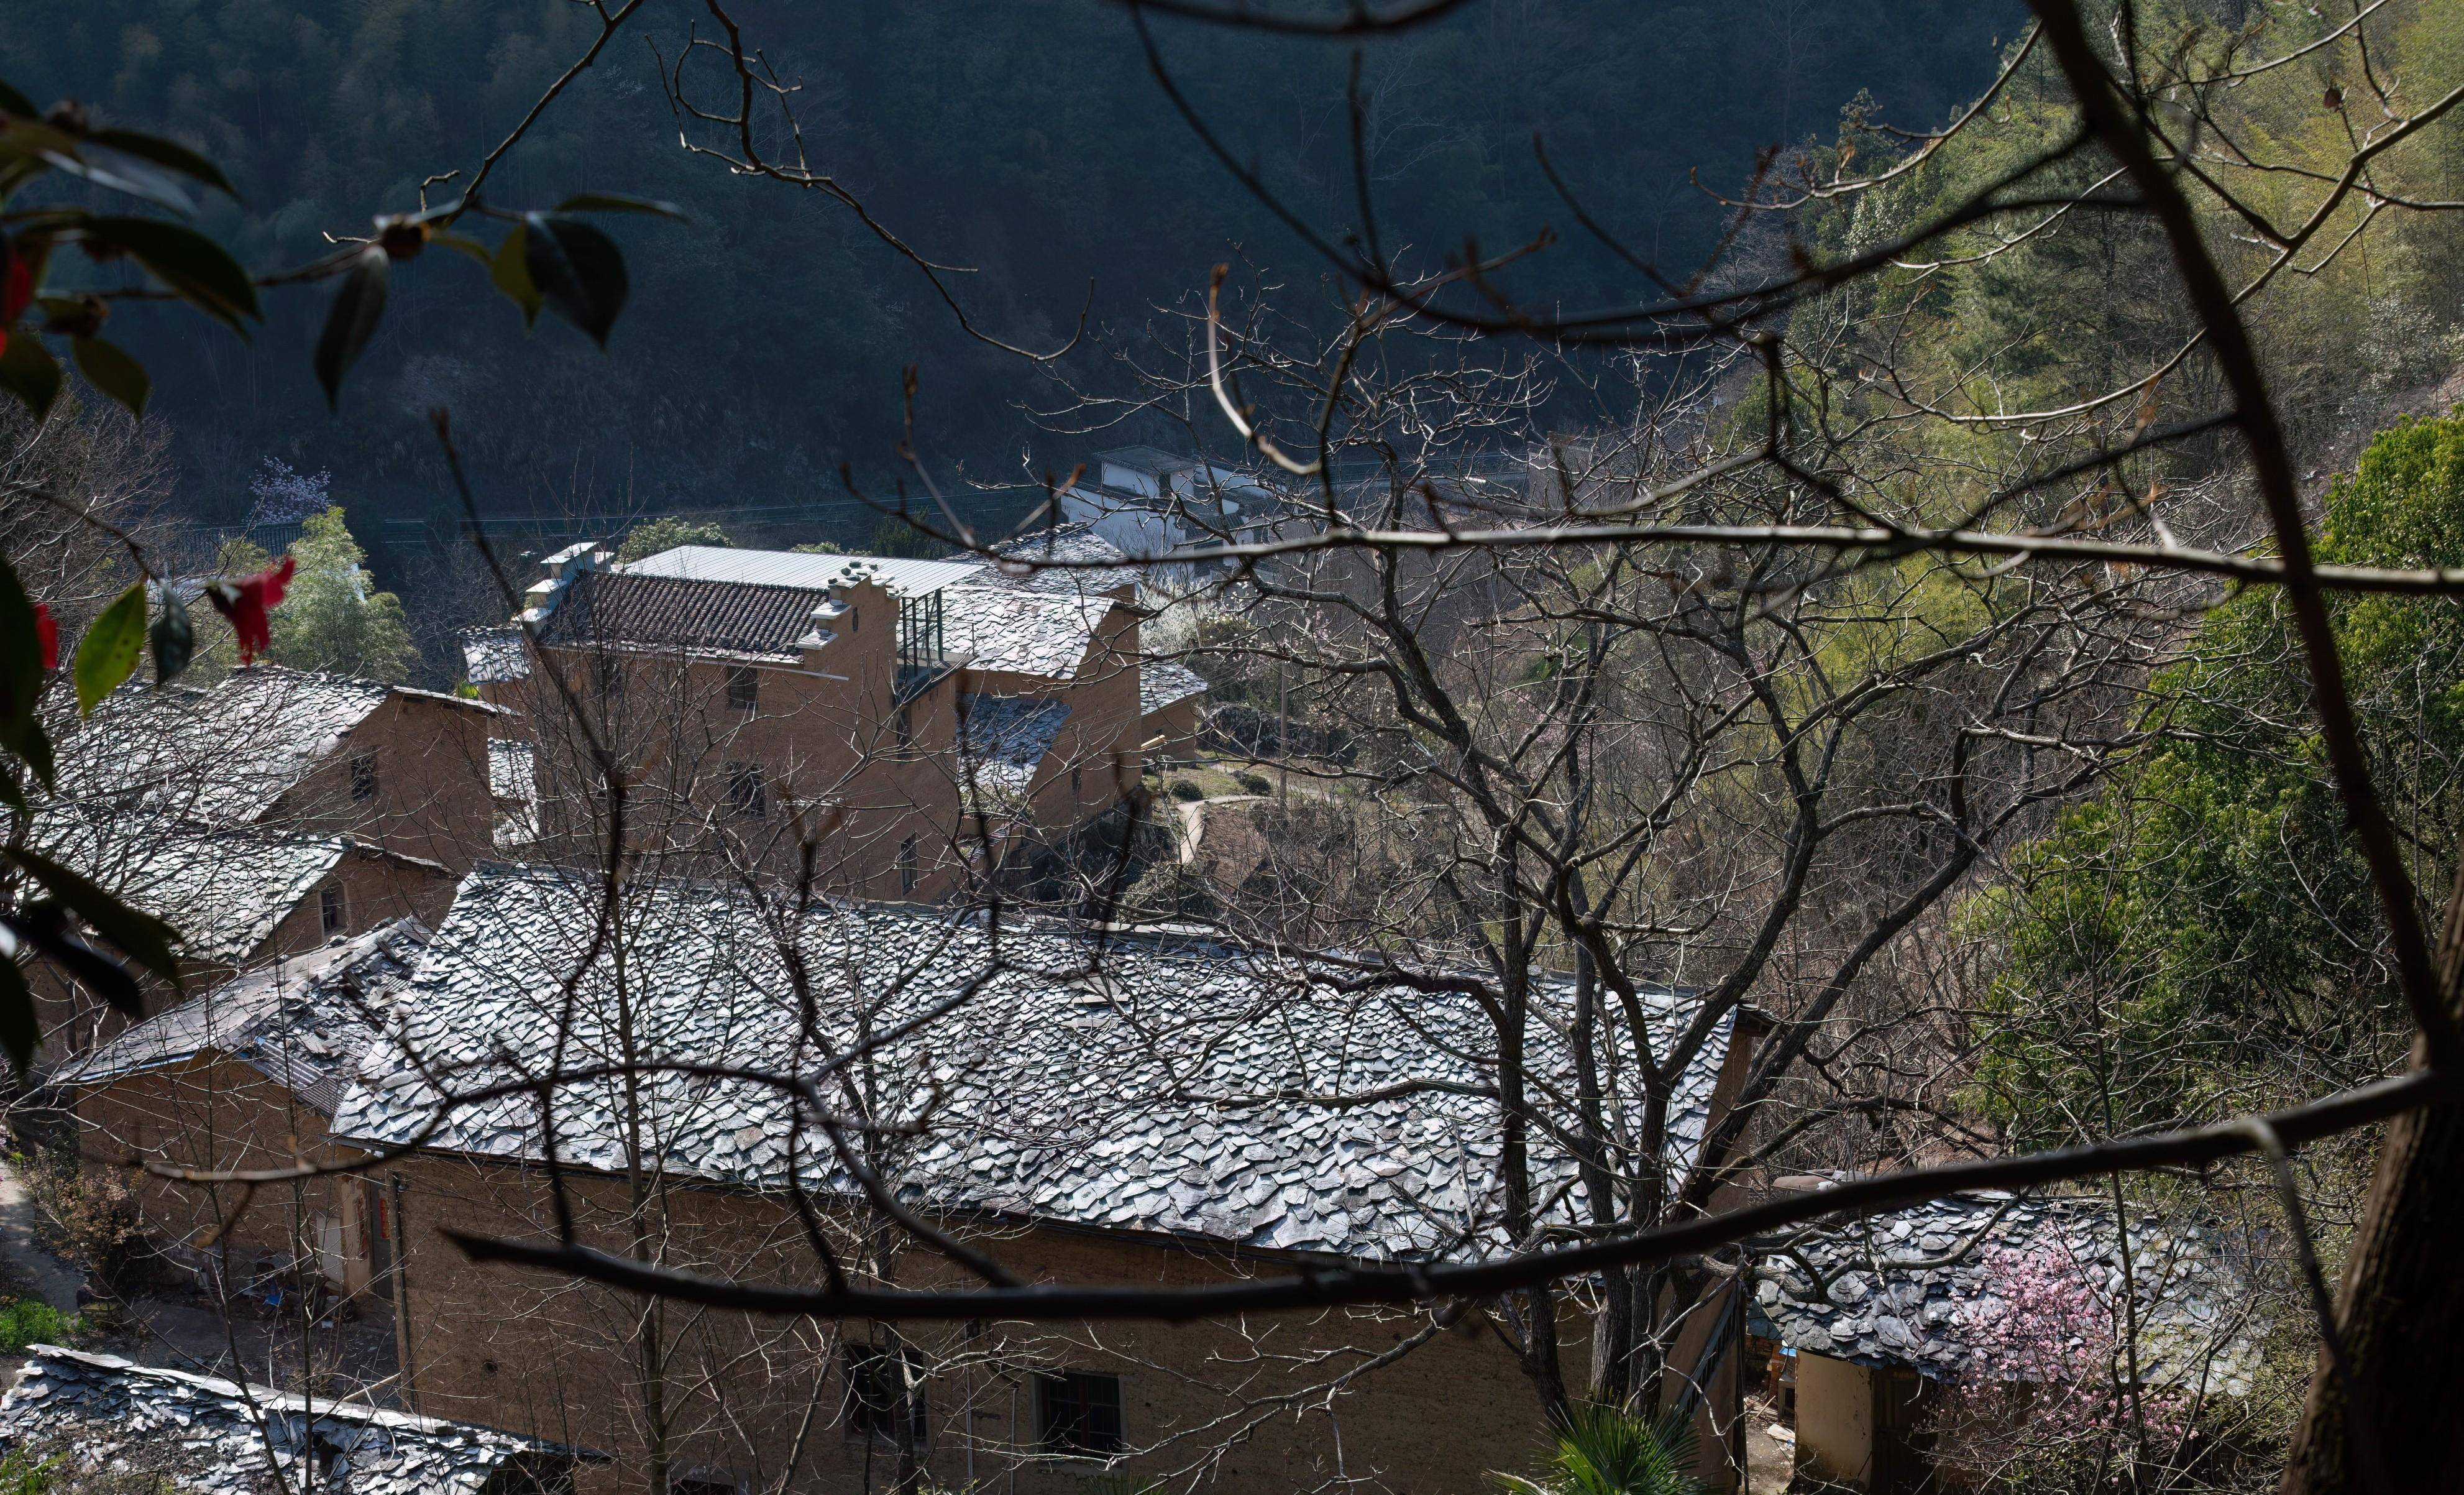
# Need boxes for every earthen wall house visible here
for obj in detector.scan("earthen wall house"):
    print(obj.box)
[479,544,1161,898]
[25,833,456,1063]
[383,1152,1582,1495]
[54,924,431,1294]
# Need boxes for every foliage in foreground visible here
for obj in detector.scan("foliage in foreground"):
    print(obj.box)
[1493,1403,1703,1495]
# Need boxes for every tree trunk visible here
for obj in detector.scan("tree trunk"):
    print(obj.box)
[2277,872,2464,1493]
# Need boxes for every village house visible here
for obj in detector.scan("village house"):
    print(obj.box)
[469,532,1171,899]
[51,920,429,1300]
[45,858,1761,1493]
[15,665,492,1063]
[1749,1190,2263,1493]
[51,663,500,873]
[1056,447,1283,594]
[23,812,455,1063]
[0,1343,593,1493]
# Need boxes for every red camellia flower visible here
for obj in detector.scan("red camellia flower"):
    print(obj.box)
[32,603,55,670]
[206,554,295,665]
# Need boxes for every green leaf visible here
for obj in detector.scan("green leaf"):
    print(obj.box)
[83,216,260,332]
[84,128,237,198]
[4,911,148,1020]
[70,336,148,416]
[314,245,389,412]
[490,221,543,327]
[0,80,36,121]
[45,149,195,216]
[431,231,493,267]
[522,213,627,347]
[150,587,193,685]
[71,581,146,713]
[0,331,61,419]
[6,847,183,988]
[0,949,36,1074]
[555,192,687,220]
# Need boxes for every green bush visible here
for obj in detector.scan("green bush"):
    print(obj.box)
[0,1447,57,1495]
[0,1297,81,1353]
[1168,780,1204,802]
[1495,1404,1703,1495]
[1234,771,1272,796]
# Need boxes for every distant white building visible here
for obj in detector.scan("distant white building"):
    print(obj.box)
[1057,446,1284,592]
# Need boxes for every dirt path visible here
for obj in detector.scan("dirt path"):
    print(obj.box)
[0,1156,84,1312]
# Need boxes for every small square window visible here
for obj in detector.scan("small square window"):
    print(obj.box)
[319,884,346,936]
[843,1345,926,1447]
[897,835,918,896]
[349,754,378,802]
[725,761,767,820]
[725,665,759,713]
[1037,1370,1123,1456]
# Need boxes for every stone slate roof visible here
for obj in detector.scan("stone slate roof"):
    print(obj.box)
[0,1344,588,1493]
[955,694,1071,798]
[53,921,427,1117]
[488,740,540,849]
[331,865,1735,1261]
[459,625,529,684]
[32,809,347,965]
[1141,660,1208,716]
[946,585,1116,679]
[991,523,1136,594]
[1751,1190,2264,1395]
[533,569,830,662]
[53,666,392,824]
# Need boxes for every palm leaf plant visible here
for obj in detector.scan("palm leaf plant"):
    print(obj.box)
[1494,1402,1706,1495]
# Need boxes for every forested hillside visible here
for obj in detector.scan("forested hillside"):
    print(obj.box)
[0,0,2015,544]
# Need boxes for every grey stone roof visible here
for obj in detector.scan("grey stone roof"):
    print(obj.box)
[533,569,831,663]
[458,626,529,684]
[991,523,1136,594]
[946,585,1115,679]
[52,921,427,1116]
[1140,660,1208,716]
[1751,1190,2265,1394]
[955,694,1071,798]
[0,1344,589,1493]
[32,809,347,965]
[488,739,540,849]
[53,666,393,824]
[331,865,1734,1261]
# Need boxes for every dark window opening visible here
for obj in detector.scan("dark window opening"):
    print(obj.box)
[349,753,378,801]
[1037,1370,1124,1456]
[843,1345,927,1447]
[597,656,625,701]
[895,706,914,755]
[725,665,759,712]
[319,885,346,936]
[1070,765,1083,797]
[897,836,918,896]
[725,762,767,820]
